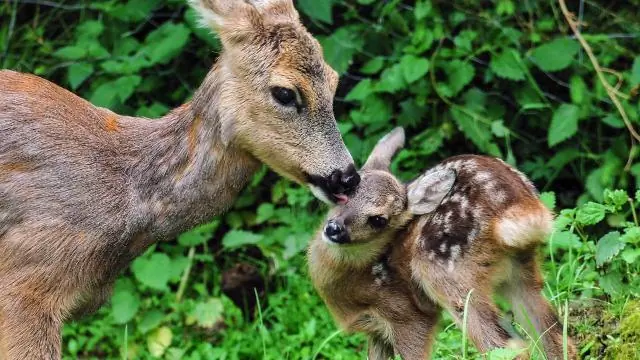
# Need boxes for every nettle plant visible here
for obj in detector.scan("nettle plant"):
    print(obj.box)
[549,189,640,299]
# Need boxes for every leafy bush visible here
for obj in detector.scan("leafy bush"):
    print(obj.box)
[2,0,639,358]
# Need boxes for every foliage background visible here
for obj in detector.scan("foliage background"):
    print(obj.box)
[1,0,640,358]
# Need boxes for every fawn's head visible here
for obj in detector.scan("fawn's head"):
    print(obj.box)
[323,128,456,247]
[191,0,358,203]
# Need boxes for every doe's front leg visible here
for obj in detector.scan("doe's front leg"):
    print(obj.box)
[0,297,62,360]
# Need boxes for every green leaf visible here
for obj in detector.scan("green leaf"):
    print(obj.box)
[414,1,432,20]
[570,75,587,104]
[67,63,94,90]
[490,49,525,81]
[189,298,224,328]
[110,0,162,23]
[450,107,500,157]
[222,230,264,249]
[297,0,334,24]
[444,60,475,96]
[90,81,118,108]
[576,202,607,225]
[539,192,556,211]
[376,64,406,93]
[319,26,364,75]
[399,55,430,84]
[486,347,524,360]
[491,120,509,138]
[548,104,579,147]
[530,38,580,72]
[602,114,625,129]
[360,57,385,74]
[345,79,374,101]
[604,189,629,209]
[141,22,191,65]
[256,203,275,224]
[53,46,87,60]
[596,231,625,266]
[631,56,640,86]
[599,271,624,295]
[114,75,141,103]
[178,220,219,246]
[111,286,140,324]
[621,248,640,264]
[621,227,640,244]
[132,253,172,290]
[147,326,173,358]
[139,310,165,334]
[550,230,581,250]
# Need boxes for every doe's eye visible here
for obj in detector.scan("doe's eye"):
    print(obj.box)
[368,215,388,229]
[271,87,296,106]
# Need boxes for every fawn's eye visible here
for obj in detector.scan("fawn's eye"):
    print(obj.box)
[271,87,296,107]
[368,215,388,230]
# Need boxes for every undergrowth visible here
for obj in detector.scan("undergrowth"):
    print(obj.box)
[2,0,639,359]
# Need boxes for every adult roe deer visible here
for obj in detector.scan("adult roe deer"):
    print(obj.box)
[0,0,359,358]
[308,128,576,360]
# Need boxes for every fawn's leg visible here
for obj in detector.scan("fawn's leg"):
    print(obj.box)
[506,253,577,360]
[368,335,394,360]
[0,295,62,360]
[413,261,525,357]
[391,317,440,360]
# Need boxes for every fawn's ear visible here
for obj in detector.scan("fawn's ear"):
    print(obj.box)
[189,0,299,43]
[407,168,456,215]
[362,127,405,171]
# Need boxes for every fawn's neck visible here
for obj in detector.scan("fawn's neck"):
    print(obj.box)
[126,64,260,240]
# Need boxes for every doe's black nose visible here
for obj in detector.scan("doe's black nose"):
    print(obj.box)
[328,165,360,197]
[324,219,350,244]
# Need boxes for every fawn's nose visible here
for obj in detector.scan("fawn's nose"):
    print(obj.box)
[328,165,360,198]
[324,219,350,244]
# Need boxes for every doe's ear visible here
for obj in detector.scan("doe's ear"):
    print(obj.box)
[189,0,298,37]
[407,168,456,215]
[362,127,405,171]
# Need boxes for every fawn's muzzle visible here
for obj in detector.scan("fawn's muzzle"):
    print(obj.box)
[324,219,350,244]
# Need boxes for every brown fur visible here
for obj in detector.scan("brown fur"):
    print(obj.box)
[308,128,576,360]
[0,0,356,358]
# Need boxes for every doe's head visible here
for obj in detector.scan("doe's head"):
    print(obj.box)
[191,0,358,203]
[323,128,456,246]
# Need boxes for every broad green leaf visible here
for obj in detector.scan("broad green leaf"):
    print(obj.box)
[601,114,625,129]
[360,57,385,74]
[399,55,430,83]
[604,189,629,209]
[377,64,406,93]
[554,209,575,231]
[256,203,275,224]
[189,298,224,328]
[76,21,104,40]
[621,248,640,264]
[345,79,374,101]
[596,231,625,266]
[550,230,581,250]
[178,220,219,246]
[444,60,475,97]
[496,0,515,16]
[548,104,579,147]
[491,120,509,138]
[132,253,172,290]
[53,46,86,60]
[530,38,580,72]
[631,56,640,85]
[141,23,191,65]
[486,347,524,360]
[490,49,525,81]
[114,75,142,103]
[110,0,162,22]
[111,287,140,324]
[318,26,364,75]
[139,310,165,334]
[90,81,119,108]
[297,0,334,24]
[147,326,173,358]
[450,107,501,157]
[569,75,587,104]
[414,1,432,20]
[539,191,556,211]
[599,271,624,295]
[576,202,606,225]
[67,63,94,90]
[621,227,640,244]
[222,230,264,249]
